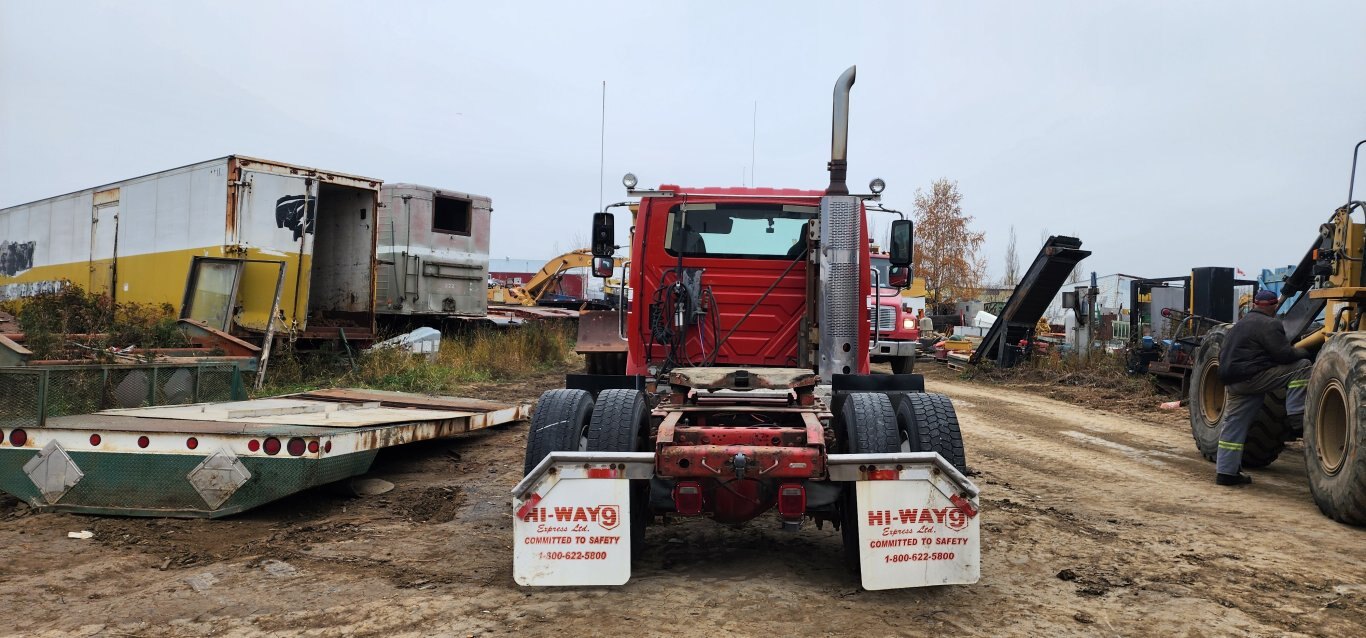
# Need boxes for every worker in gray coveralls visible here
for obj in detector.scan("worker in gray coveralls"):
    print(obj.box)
[1216,289,1312,486]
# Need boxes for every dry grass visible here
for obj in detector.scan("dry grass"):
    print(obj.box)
[0,284,186,361]
[256,322,578,397]
[961,350,1171,414]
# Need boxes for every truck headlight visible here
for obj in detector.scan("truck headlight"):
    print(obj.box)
[903,318,915,330]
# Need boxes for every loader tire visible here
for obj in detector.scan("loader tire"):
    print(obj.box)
[837,392,898,572]
[891,355,915,375]
[899,392,968,474]
[1304,334,1366,525]
[586,389,651,553]
[523,389,594,476]
[1188,325,1289,467]
[1189,325,1230,461]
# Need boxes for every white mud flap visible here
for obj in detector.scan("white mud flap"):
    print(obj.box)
[511,452,655,587]
[829,452,981,590]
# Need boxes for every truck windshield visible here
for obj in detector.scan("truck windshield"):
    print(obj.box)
[664,203,817,259]
[871,257,890,286]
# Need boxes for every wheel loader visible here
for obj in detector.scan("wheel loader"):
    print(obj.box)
[1189,140,1366,524]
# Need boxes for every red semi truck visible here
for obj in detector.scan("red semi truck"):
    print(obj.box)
[512,67,979,590]
[870,252,921,373]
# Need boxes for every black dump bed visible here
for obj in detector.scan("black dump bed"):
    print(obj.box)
[971,236,1091,367]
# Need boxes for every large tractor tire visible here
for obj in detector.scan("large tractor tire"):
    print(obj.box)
[522,389,594,475]
[895,393,968,474]
[837,392,898,571]
[1188,325,1289,467]
[586,389,651,553]
[1304,334,1366,525]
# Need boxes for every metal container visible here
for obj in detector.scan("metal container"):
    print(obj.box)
[0,156,381,339]
[375,184,491,318]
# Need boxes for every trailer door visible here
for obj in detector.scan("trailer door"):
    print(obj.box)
[233,170,316,331]
[90,191,119,297]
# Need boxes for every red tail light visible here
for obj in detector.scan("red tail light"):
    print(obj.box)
[777,483,806,520]
[323,441,332,453]
[186,437,199,450]
[286,438,306,456]
[263,437,281,455]
[137,435,150,449]
[307,440,319,454]
[673,481,703,516]
[248,439,261,452]
[89,434,101,446]
[9,429,26,447]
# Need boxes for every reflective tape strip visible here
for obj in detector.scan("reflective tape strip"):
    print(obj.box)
[1218,441,1245,450]
[1287,380,1308,389]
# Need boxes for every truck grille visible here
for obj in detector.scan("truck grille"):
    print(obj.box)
[868,307,901,331]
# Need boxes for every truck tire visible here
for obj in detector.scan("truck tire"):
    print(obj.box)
[523,389,594,476]
[891,355,915,375]
[1188,325,1289,467]
[838,392,898,572]
[586,389,651,553]
[897,393,968,474]
[1304,334,1366,525]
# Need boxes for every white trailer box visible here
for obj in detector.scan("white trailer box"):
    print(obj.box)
[375,184,490,318]
[0,156,381,339]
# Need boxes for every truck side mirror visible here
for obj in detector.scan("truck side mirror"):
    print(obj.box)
[592,212,615,258]
[592,257,614,279]
[889,219,913,267]
[889,266,909,289]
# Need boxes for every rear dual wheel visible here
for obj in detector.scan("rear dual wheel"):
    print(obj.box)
[523,388,651,552]
[838,392,968,572]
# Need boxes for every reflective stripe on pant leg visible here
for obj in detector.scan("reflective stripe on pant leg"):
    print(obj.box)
[1217,391,1262,475]
[1285,359,1312,415]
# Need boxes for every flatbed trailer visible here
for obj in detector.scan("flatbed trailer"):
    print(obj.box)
[0,388,528,518]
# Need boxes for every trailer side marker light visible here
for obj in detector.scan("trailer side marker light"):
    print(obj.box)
[866,468,898,480]
[777,483,806,520]
[586,467,618,478]
[8,429,25,447]
[323,441,332,453]
[307,440,319,454]
[950,493,979,518]
[137,436,150,449]
[286,438,305,457]
[186,437,199,450]
[516,493,543,520]
[89,434,101,447]
[263,437,281,456]
[248,439,260,452]
[673,481,703,516]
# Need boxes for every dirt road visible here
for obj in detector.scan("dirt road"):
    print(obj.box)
[1,367,1362,637]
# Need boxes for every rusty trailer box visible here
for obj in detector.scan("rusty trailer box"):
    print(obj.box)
[375,184,491,318]
[0,156,382,340]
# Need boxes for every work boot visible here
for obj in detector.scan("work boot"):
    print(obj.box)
[1284,413,1304,441]
[1216,472,1253,486]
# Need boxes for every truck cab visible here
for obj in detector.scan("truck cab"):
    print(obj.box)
[869,252,920,373]
[622,186,870,377]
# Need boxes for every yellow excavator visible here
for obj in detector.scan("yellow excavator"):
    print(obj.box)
[1188,140,1366,525]
[487,249,626,307]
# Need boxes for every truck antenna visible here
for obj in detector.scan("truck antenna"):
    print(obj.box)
[599,80,607,212]
[751,101,757,186]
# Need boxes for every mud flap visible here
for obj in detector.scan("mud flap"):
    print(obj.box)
[828,452,981,590]
[511,452,654,586]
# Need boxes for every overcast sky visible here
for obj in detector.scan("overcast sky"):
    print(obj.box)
[4,1,1365,283]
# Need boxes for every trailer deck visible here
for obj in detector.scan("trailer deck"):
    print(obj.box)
[0,388,529,518]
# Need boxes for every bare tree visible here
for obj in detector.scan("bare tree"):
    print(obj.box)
[913,179,987,313]
[1003,225,1020,287]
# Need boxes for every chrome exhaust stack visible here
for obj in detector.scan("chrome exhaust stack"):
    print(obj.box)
[818,65,861,383]
[826,65,857,196]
